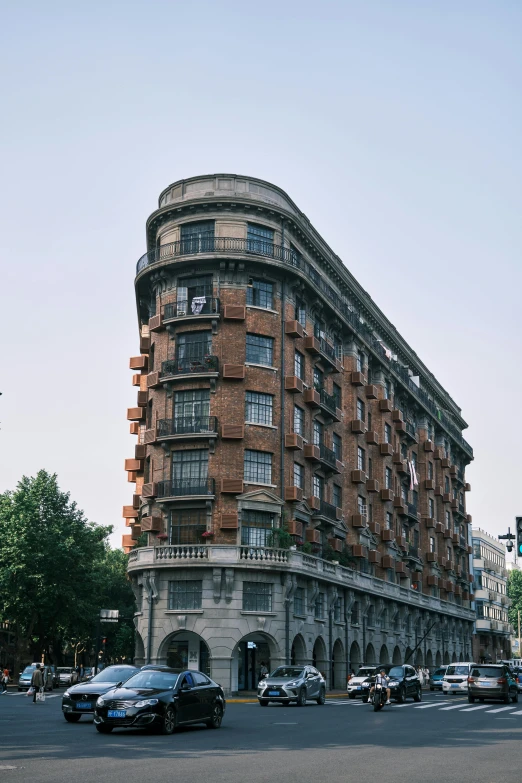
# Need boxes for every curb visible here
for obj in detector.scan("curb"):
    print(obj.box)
[227,692,348,704]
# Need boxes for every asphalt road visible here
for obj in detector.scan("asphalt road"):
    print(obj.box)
[1,689,521,783]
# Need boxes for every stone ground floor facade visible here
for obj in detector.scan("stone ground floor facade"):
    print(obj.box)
[129,545,475,694]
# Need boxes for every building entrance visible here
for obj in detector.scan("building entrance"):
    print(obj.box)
[237,640,271,690]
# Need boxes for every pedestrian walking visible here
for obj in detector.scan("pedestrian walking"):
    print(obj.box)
[30,664,43,703]
[1,668,8,693]
[259,661,269,680]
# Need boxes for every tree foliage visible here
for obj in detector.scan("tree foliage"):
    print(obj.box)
[507,569,522,637]
[0,471,135,668]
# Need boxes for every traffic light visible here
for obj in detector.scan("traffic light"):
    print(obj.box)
[516,518,522,557]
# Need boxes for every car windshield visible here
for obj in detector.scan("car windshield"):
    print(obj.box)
[433,669,446,676]
[22,666,36,675]
[388,667,404,678]
[446,666,469,676]
[470,666,503,678]
[122,671,179,690]
[89,667,137,684]
[270,667,304,678]
[355,668,376,678]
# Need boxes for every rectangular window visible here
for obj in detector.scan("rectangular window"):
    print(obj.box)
[386,512,393,529]
[294,405,304,435]
[247,223,274,255]
[385,467,393,489]
[169,509,207,545]
[294,350,304,379]
[384,380,391,399]
[333,484,342,509]
[429,498,435,518]
[295,297,306,328]
[293,462,304,489]
[445,510,451,528]
[243,582,272,612]
[430,536,436,553]
[241,510,274,547]
[334,596,342,623]
[428,461,434,480]
[174,389,210,421]
[333,433,342,461]
[176,273,214,315]
[357,446,365,471]
[445,476,450,493]
[180,221,215,252]
[246,391,273,425]
[313,367,324,391]
[313,420,324,447]
[247,279,273,309]
[168,580,202,610]
[333,383,342,409]
[368,457,373,478]
[244,450,272,484]
[356,350,365,373]
[314,593,324,620]
[367,411,372,430]
[171,449,208,492]
[313,474,324,500]
[356,399,365,421]
[176,330,212,360]
[246,333,274,365]
[384,423,392,444]
[358,495,366,515]
[294,587,305,616]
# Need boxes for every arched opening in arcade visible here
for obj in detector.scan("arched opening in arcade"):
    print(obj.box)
[291,634,307,666]
[312,637,328,679]
[415,649,423,666]
[159,631,211,676]
[426,650,434,670]
[435,651,442,667]
[451,652,457,663]
[392,645,402,665]
[134,632,145,666]
[234,632,279,691]
[379,645,389,665]
[365,643,376,665]
[331,638,346,689]
[349,641,361,674]
[443,651,450,665]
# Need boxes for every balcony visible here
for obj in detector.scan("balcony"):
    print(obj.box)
[163,297,220,324]
[304,443,340,473]
[308,497,341,522]
[406,503,418,521]
[405,421,418,443]
[317,387,341,421]
[156,416,218,442]
[156,478,216,500]
[303,336,341,372]
[160,355,219,382]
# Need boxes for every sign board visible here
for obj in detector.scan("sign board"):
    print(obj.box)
[100,609,119,623]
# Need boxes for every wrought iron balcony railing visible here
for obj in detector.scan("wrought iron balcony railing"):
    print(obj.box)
[164,297,220,320]
[312,498,338,521]
[157,478,215,498]
[319,443,338,470]
[318,387,338,415]
[157,416,218,438]
[161,355,219,378]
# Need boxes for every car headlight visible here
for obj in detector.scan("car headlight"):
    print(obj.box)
[285,681,299,688]
[96,697,105,707]
[63,691,70,698]
[258,682,266,689]
[134,698,158,708]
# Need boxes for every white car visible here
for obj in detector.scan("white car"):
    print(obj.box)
[347,666,384,699]
[442,662,475,695]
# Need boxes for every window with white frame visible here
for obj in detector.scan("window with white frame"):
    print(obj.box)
[245,391,273,425]
[246,333,273,365]
[357,446,365,471]
[294,405,304,435]
[294,350,304,379]
[244,450,272,484]
[247,279,273,309]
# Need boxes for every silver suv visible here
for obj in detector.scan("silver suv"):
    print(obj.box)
[258,665,326,706]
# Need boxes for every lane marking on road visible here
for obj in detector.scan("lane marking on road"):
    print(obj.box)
[438,703,470,711]
[506,710,522,715]
[459,705,491,712]
[413,702,448,709]
[272,722,298,725]
[485,706,517,714]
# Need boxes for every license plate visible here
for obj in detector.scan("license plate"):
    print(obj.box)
[76,702,92,709]
[268,691,280,696]
[356,686,361,690]
[479,682,495,687]
[107,710,126,718]
[451,684,459,689]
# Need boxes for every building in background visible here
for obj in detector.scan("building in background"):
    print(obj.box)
[124,174,475,693]
[472,528,512,662]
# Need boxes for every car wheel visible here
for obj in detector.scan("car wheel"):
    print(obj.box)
[467,695,475,704]
[160,707,177,735]
[296,688,306,707]
[316,688,326,705]
[397,686,406,704]
[206,703,223,729]
[413,687,422,703]
[512,691,519,704]
[430,687,434,691]
[259,699,269,707]
[64,713,81,723]
[503,692,511,705]
[348,693,355,700]
[95,724,113,734]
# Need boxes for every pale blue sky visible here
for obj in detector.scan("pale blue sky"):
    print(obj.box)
[1,1,520,548]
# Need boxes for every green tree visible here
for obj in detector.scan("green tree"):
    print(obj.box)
[508,570,522,650]
[0,471,135,671]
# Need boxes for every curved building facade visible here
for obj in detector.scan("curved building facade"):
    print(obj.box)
[124,174,475,693]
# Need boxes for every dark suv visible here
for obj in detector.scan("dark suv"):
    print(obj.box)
[467,664,519,704]
[385,665,422,703]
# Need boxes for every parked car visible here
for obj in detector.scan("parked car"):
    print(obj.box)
[429,666,447,691]
[62,664,139,722]
[57,667,75,687]
[18,664,54,692]
[94,666,226,734]
[257,665,326,706]
[81,667,94,681]
[347,666,391,699]
[385,665,422,703]
[442,662,475,695]
[467,664,519,704]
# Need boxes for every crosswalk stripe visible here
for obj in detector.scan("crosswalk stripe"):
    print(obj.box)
[507,710,522,715]
[439,703,468,710]
[413,702,448,709]
[459,705,491,712]
[485,706,517,714]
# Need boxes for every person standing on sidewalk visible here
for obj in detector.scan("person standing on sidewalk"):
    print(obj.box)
[30,664,43,703]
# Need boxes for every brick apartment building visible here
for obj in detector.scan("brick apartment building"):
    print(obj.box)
[471,528,511,663]
[124,174,475,693]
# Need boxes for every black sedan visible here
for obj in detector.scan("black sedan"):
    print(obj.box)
[93,666,226,735]
[62,665,139,722]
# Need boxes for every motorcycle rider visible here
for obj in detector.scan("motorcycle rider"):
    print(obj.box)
[369,668,392,705]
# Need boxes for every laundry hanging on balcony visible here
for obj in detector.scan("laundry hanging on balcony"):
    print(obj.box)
[408,460,418,491]
[191,296,207,314]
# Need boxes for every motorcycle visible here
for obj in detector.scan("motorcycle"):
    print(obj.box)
[372,682,387,712]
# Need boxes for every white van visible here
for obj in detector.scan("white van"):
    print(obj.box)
[442,662,475,694]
